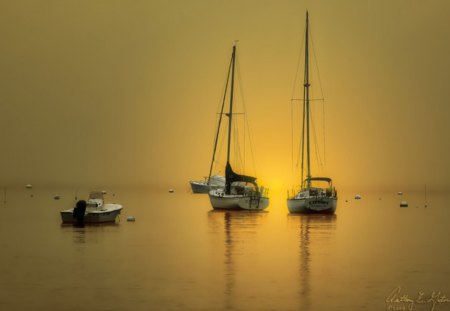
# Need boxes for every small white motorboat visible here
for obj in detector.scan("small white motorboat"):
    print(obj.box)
[354,194,362,200]
[60,191,123,224]
[400,201,408,207]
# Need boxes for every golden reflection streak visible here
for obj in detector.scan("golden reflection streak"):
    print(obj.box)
[287,214,337,310]
[208,210,268,309]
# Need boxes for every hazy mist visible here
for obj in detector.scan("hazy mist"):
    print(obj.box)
[1,0,450,192]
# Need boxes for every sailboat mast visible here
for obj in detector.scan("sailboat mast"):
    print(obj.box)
[225,44,237,195]
[227,45,236,166]
[304,11,311,188]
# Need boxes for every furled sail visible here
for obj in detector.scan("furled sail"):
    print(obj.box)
[225,162,257,194]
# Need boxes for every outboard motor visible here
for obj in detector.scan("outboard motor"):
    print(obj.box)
[73,200,87,226]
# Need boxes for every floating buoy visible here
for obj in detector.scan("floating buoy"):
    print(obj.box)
[126,216,135,222]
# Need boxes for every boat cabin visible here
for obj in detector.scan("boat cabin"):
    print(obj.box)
[302,177,336,197]
[87,191,105,209]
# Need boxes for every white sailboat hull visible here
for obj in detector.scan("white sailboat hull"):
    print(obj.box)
[209,193,241,209]
[238,196,269,210]
[287,197,336,214]
[209,190,269,210]
[190,181,225,194]
[190,181,210,193]
[190,176,226,194]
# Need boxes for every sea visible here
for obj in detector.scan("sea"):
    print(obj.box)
[0,187,449,311]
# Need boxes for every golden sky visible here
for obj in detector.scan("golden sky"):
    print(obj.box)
[1,0,450,193]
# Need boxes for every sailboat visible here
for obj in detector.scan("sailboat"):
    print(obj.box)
[190,175,225,194]
[287,12,337,214]
[208,44,269,210]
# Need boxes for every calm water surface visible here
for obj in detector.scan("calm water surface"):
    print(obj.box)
[0,188,449,311]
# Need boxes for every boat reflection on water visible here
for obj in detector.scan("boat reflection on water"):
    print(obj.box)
[287,214,337,311]
[61,222,121,244]
[207,210,268,310]
[71,226,86,244]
